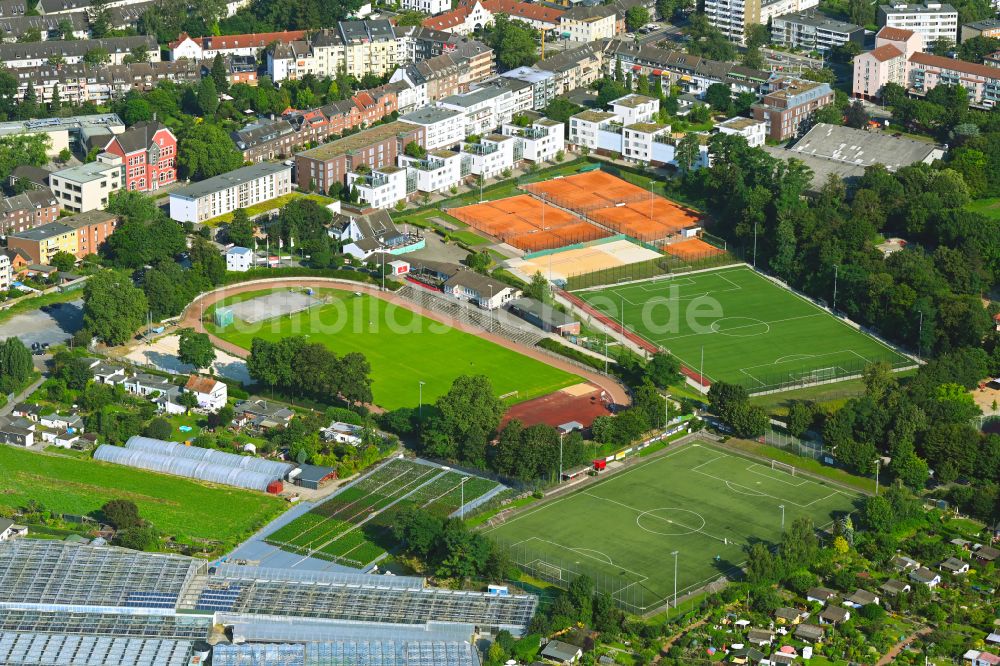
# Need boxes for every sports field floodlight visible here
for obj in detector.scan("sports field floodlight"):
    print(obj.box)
[779,504,785,530]
[671,551,679,610]
[418,380,426,419]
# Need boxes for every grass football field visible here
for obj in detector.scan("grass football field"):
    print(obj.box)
[0,446,284,551]
[210,290,580,410]
[485,442,862,613]
[575,265,911,390]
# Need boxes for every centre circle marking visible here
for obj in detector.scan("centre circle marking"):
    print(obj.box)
[710,317,771,337]
[635,508,707,536]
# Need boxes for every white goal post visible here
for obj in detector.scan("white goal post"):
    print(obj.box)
[771,460,796,476]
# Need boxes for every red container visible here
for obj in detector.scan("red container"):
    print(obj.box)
[266,480,283,494]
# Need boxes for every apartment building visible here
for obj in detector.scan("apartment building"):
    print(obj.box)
[961,18,1000,42]
[715,116,768,147]
[877,2,958,47]
[270,21,402,81]
[0,189,59,236]
[611,94,659,125]
[9,61,201,108]
[399,107,466,151]
[559,4,619,42]
[398,149,466,194]
[760,0,819,24]
[461,134,518,178]
[500,115,565,162]
[347,165,411,210]
[101,121,177,193]
[401,0,450,14]
[908,51,1000,107]
[853,26,922,99]
[64,209,118,258]
[295,121,425,193]
[168,163,293,224]
[0,253,11,291]
[48,155,124,213]
[422,0,564,35]
[438,79,532,136]
[6,222,76,265]
[704,0,762,43]
[0,35,159,68]
[389,47,493,111]
[0,13,87,41]
[534,43,605,95]
[232,85,401,162]
[603,41,771,97]
[0,114,123,157]
[500,67,557,110]
[771,11,864,52]
[751,77,835,140]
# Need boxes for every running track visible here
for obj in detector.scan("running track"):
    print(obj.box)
[178,278,631,407]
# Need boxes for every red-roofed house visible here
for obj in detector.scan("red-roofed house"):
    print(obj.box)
[102,121,177,193]
[908,52,1000,108]
[184,375,227,411]
[170,30,308,61]
[852,26,921,100]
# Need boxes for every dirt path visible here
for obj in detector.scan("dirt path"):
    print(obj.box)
[178,278,631,406]
[877,626,931,666]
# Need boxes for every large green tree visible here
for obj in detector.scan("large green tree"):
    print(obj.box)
[83,270,148,346]
[178,327,215,369]
[0,338,33,394]
[177,123,243,181]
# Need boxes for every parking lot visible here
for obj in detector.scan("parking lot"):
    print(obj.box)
[0,299,83,349]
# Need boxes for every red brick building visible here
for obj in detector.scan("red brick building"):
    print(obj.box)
[295,120,425,193]
[0,189,59,237]
[102,121,178,193]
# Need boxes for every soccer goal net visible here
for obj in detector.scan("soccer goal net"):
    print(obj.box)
[771,460,796,476]
[533,560,564,582]
[793,366,840,383]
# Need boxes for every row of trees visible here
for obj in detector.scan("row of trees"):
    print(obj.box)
[246,336,373,407]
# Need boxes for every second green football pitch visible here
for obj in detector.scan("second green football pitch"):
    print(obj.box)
[485,442,862,613]
[575,265,912,391]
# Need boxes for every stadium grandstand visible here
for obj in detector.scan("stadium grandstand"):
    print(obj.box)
[93,435,295,492]
[0,540,536,664]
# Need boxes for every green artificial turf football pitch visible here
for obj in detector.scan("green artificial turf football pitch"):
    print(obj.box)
[575,265,912,391]
[485,441,863,613]
[211,290,580,410]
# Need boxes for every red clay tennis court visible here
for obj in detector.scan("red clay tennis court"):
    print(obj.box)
[664,237,725,261]
[449,194,609,252]
[523,171,703,242]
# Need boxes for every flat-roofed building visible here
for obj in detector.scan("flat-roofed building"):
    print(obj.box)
[168,162,293,224]
[6,221,76,265]
[399,106,466,151]
[962,17,1000,42]
[48,154,123,213]
[0,114,124,158]
[877,2,958,47]
[771,10,864,52]
[295,120,425,193]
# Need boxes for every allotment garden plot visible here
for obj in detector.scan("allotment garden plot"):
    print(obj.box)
[485,442,862,613]
[265,458,504,568]
[575,265,912,391]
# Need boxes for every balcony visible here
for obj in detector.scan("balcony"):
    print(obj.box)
[462,142,497,156]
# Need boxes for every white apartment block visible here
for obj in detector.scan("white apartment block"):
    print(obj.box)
[705,0,762,43]
[500,117,565,162]
[0,253,11,292]
[715,116,767,147]
[48,154,124,214]
[569,110,620,149]
[760,0,819,23]
[569,109,708,169]
[622,122,672,164]
[226,246,253,271]
[347,166,410,210]
[877,2,958,47]
[398,150,466,194]
[168,163,293,224]
[558,5,618,42]
[399,107,465,151]
[401,0,450,13]
[438,79,532,137]
[611,94,660,126]
[461,134,518,179]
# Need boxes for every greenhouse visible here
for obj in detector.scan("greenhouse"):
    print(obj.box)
[94,443,284,492]
[123,436,294,479]
[0,541,197,610]
[0,633,196,666]
[211,639,482,666]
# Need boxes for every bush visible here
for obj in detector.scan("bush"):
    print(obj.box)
[143,417,173,440]
[326,406,363,425]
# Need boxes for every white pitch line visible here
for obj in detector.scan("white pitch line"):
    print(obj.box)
[582,491,728,544]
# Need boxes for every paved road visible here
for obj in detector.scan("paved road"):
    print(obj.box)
[178,278,631,406]
[1,374,46,418]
